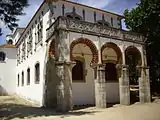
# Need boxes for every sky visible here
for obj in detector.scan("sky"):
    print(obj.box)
[0,0,140,44]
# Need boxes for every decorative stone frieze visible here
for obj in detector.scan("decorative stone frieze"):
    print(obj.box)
[46,16,144,44]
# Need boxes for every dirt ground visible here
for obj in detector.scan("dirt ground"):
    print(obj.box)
[0,95,160,120]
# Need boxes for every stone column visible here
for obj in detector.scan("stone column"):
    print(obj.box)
[56,61,75,112]
[139,66,151,103]
[119,45,130,105]
[139,47,151,103]
[119,65,130,105]
[94,64,106,108]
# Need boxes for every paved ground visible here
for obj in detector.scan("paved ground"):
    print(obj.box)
[0,95,160,120]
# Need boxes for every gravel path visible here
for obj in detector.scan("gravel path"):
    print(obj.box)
[0,95,160,120]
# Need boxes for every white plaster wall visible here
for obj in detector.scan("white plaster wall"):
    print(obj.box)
[106,82,119,103]
[0,48,17,94]
[72,51,95,105]
[16,45,46,106]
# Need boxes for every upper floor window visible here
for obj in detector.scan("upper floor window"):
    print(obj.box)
[27,30,33,56]
[72,60,85,82]
[35,63,40,84]
[0,52,6,61]
[17,48,21,65]
[35,20,43,48]
[21,41,26,61]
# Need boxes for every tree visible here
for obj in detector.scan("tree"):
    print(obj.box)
[124,0,160,93]
[0,0,28,35]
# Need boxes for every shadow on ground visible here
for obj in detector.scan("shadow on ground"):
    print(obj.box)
[0,102,98,120]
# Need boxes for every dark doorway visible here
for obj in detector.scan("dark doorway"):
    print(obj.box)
[125,46,141,104]
[105,63,118,82]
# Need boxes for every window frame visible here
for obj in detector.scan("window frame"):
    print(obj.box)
[22,71,24,86]
[27,68,30,85]
[17,74,20,87]
[35,62,40,84]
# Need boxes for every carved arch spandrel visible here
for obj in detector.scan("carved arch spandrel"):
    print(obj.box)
[70,38,98,64]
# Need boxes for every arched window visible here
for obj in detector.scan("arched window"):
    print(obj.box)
[8,39,13,44]
[17,74,19,87]
[22,71,24,86]
[105,63,117,81]
[35,63,40,84]
[72,60,84,82]
[0,52,6,61]
[27,68,30,85]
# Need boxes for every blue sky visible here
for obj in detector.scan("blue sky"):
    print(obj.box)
[0,0,139,44]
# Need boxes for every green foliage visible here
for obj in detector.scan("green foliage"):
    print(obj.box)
[0,0,28,35]
[124,0,160,39]
[124,0,160,92]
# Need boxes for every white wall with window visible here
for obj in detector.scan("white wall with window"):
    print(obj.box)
[0,48,17,95]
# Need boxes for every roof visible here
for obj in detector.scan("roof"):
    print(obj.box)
[12,28,25,38]
[0,44,16,48]
[15,0,46,46]
[16,0,124,46]
[62,0,124,18]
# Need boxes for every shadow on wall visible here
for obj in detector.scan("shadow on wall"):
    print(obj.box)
[0,85,8,96]
[0,97,98,120]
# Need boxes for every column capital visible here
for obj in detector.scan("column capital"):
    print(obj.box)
[55,60,76,69]
[90,63,105,70]
[55,60,75,65]
[116,64,128,69]
[136,65,149,70]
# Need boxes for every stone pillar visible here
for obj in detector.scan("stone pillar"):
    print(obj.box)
[139,66,151,103]
[94,64,106,108]
[56,61,75,112]
[139,47,151,103]
[119,65,130,105]
[119,45,130,105]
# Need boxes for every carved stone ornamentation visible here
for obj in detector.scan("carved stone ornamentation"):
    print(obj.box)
[46,17,144,44]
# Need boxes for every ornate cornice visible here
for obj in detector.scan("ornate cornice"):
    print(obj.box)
[46,16,144,44]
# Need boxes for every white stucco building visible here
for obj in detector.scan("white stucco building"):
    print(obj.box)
[0,0,151,112]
